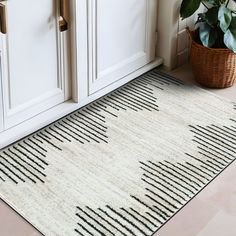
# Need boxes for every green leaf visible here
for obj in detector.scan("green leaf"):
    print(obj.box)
[199,22,218,47]
[203,0,221,7]
[205,7,219,26]
[218,5,232,32]
[224,17,236,53]
[180,0,201,19]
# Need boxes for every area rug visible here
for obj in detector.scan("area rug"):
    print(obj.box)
[1,68,236,236]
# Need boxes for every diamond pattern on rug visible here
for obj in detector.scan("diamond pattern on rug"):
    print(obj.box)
[0,70,179,184]
[0,69,235,236]
[73,119,236,236]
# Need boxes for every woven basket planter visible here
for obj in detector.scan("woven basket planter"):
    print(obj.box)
[188,29,236,88]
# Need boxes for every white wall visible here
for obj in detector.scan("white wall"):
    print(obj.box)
[229,1,236,8]
[157,1,236,69]
[176,14,196,67]
[156,0,180,70]
[157,0,200,70]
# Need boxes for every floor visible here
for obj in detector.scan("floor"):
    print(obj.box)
[1,64,236,236]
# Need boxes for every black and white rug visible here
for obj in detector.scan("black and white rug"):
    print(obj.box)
[1,69,236,236]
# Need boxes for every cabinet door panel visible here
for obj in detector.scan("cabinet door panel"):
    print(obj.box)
[88,0,157,94]
[0,57,3,132]
[1,0,65,129]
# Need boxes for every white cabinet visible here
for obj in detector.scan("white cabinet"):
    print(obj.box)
[0,58,3,132]
[0,0,162,148]
[0,0,69,129]
[87,0,158,94]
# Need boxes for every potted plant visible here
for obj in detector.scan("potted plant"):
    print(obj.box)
[180,0,236,88]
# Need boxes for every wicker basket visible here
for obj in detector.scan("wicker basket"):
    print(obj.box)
[188,29,236,88]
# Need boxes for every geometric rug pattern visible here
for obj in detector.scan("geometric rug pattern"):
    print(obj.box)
[1,69,236,236]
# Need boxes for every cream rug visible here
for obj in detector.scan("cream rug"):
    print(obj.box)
[1,69,236,236]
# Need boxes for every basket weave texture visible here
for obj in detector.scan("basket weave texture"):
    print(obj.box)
[188,29,236,88]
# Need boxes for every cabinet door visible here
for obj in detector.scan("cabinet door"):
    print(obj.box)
[0,57,3,132]
[88,0,157,94]
[0,0,67,129]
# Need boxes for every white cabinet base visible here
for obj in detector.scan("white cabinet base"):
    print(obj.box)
[0,58,163,149]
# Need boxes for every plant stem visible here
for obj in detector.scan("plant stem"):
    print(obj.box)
[201,1,209,9]
[226,0,230,7]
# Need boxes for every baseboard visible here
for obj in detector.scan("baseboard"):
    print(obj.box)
[0,58,163,149]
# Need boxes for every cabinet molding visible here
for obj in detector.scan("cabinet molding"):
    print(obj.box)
[70,0,89,102]
[71,0,162,101]
[0,59,162,149]
[0,55,3,132]
[0,0,69,129]
[87,0,158,94]
[0,0,163,148]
